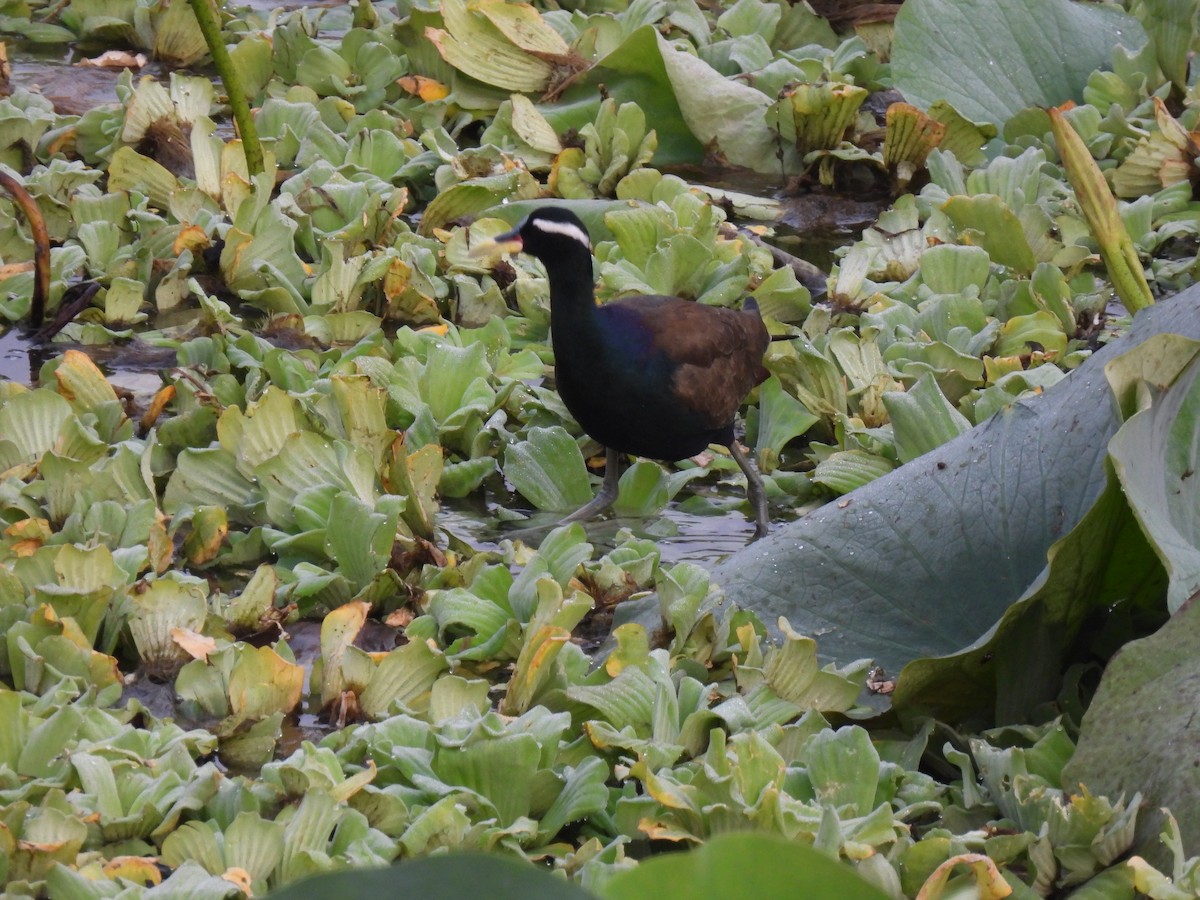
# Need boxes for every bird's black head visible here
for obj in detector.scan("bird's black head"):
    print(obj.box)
[494,207,592,261]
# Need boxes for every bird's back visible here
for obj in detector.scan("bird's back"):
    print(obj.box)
[553,295,769,461]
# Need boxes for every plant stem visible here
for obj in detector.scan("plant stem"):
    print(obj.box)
[187,0,264,177]
[0,169,50,329]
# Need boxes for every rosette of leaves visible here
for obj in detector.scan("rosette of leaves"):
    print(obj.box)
[3,605,122,697]
[422,0,585,94]
[917,724,1141,895]
[162,378,421,609]
[766,76,995,189]
[313,600,449,725]
[55,0,209,66]
[552,99,657,199]
[269,18,408,110]
[324,698,610,852]
[160,813,285,896]
[1113,100,1200,200]
[65,732,223,847]
[417,142,543,236]
[422,525,592,669]
[0,90,58,170]
[0,790,89,892]
[594,185,790,309]
[572,613,867,771]
[611,720,937,895]
[478,94,563,171]
[126,574,209,678]
[174,638,305,768]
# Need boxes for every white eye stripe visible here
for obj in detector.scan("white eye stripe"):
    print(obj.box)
[530,218,591,248]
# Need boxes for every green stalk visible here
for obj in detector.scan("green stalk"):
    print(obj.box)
[0,169,50,329]
[1049,107,1153,314]
[187,0,263,177]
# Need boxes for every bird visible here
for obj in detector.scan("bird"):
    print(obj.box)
[472,206,772,540]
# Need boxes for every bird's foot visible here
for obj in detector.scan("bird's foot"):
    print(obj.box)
[730,442,770,544]
[558,446,620,526]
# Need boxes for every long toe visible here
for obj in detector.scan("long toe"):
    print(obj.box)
[559,490,617,524]
[558,446,620,525]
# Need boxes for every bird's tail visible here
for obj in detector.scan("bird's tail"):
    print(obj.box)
[743,298,797,340]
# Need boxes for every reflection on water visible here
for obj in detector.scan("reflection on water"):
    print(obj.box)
[0,329,173,402]
[0,328,31,384]
[440,498,768,568]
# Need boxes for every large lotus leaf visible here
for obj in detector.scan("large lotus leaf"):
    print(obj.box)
[701,289,1200,689]
[893,0,1145,128]
[891,464,1164,724]
[602,832,889,900]
[1107,336,1200,613]
[264,853,596,900]
[1063,595,1200,866]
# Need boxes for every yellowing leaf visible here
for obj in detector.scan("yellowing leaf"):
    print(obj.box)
[397,75,450,101]
[321,600,370,706]
[501,625,570,715]
[141,384,176,431]
[184,505,228,566]
[173,224,210,257]
[475,0,571,58]
[228,646,304,718]
[102,856,162,885]
[172,627,217,661]
[427,0,556,93]
[916,853,1011,900]
[220,867,253,894]
[54,349,119,411]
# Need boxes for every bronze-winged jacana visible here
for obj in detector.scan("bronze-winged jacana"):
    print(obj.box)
[473,207,772,540]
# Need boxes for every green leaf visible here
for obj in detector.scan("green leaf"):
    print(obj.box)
[1063,594,1200,867]
[613,461,669,517]
[1107,336,1200,613]
[602,832,890,900]
[755,376,818,473]
[806,727,881,815]
[709,291,1200,691]
[0,388,71,466]
[892,0,1146,127]
[326,492,396,590]
[579,26,777,172]
[942,195,1037,275]
[503,426,593,512]
[892,463,1164,724]
[884,373,972,464]
[436,733,540,825]
[359,638,449,718]
[919,244,992,294]
[263,853,596,900]
[812,450,894,495]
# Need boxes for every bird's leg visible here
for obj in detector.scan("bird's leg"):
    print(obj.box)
[729,442,769,542]
[560,445,621,524]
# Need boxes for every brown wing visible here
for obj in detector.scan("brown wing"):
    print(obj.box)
[614,296,770,429]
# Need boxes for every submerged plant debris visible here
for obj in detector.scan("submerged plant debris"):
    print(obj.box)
[2,0,1200,896]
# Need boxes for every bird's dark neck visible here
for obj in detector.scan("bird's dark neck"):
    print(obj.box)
[544,248,599,332]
